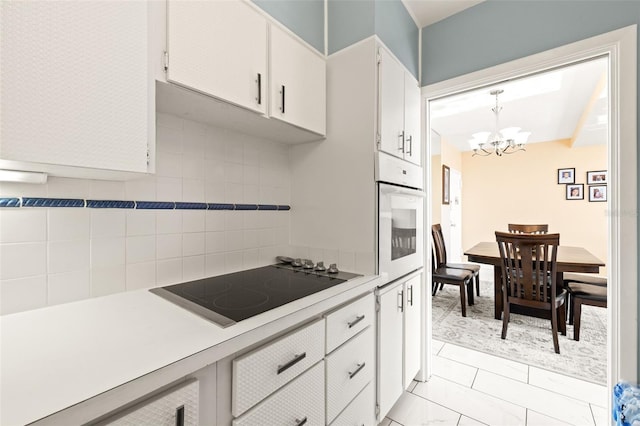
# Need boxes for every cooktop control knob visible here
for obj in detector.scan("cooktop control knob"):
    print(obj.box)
[292,258,303,267]
[314,261,326,272]
[303,259,314,269]
[327,263,339,274]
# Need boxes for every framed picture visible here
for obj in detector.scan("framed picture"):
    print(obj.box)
[589,185,607,202]
[442,165,450,205]
[587,170,608,184]
[566,184,584,200]
[558,168,575,184]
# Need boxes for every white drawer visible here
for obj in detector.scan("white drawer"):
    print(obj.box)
[325,327,374,424]
[232,319,325,417]
[232,361,325,426]
[103,380,198,426]
[329,382,375,426]
[325,293,374,354]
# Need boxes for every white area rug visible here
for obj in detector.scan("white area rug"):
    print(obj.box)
[432,281,607,384]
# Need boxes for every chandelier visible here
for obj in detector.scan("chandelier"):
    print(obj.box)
[470,89,531,156]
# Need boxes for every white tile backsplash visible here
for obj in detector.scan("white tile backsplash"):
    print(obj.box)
[0,114,294,314]
[48,240,90,274]
[0,242,47,280]
[48,269,91,305]
[0,209,47,243]
[0,275,47,314]
[48,209,90,241]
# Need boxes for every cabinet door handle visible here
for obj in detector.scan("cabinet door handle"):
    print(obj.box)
[256,73,262,105]
[398,290,404,312]
[280,85,286,113]
[277,352,306,374]
[406,134,413,156]
[347,314,365,329]
[175,405,185,426]
[408,284,414,306]
[348,362,366,379]
[295,416,308,426]
[398,131,405,152]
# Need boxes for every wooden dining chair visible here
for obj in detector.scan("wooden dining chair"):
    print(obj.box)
[508,224,549,234]
[495,231,567,354]
[563,273,607,341]
[431,249,475,317]
[432,224,480,296]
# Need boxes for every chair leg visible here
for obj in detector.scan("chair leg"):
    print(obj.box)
[568,293,574,325]
[559,304,566,336]
[432,280,439,296]
[475,274,480,296]
[467,280,475,305]
[574,298,582,341]
[551,304,560,354]
[460,283,467,317]
[501,304,510,339]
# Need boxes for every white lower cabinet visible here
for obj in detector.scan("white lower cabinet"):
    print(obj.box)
[233,361,325,426]
[325,327,374,423]
[232,319,325,417]
[329,383,375,426]
[102,380,199,426]
[376,270,424,420]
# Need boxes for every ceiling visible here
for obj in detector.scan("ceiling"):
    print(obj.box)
[401,0,485,27]
[429,57,609,153]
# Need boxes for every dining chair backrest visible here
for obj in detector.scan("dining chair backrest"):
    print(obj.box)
[495,231,560,305]
[508,224,549,234]
[432,224,448,266]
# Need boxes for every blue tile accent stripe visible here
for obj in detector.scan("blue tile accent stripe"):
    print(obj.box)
[0,197,21,208]
[0,197,290,211]
[22,197,84,208]
[86,200,135,209]
[136,201,175,210]
[234,204,258,210]
[208,203,235,210]
[258,204,278,210]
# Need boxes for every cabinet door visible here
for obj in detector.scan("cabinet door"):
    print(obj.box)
[403,73,422,166]
[270,25,326,135]
[0,1,150,174]
[166,0,267,115]
[378,47,405,159]
[377,283,404,419]
[403,274,422,387]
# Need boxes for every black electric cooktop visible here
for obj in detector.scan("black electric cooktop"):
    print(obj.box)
[150,264,360,327]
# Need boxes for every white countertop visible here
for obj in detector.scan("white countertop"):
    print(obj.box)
[0,273,384,426]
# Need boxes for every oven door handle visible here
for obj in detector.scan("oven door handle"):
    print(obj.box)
[379,184,426,198]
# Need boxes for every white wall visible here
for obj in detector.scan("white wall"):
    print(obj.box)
[0,113,291,315]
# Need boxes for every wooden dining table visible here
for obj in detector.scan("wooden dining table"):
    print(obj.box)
[464,242,605,320]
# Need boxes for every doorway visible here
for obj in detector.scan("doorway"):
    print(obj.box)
[422,25,637,407]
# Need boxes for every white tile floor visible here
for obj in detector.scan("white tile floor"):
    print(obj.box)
[380,339,608,426]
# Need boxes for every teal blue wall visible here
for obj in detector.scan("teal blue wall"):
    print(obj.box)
[253,0,325,53]
[328,0,375,55]
[327,0,419,79]
[421,0,640,381]
[375,0,419,79]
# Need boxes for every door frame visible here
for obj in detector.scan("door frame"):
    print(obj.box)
[421,25,638,391]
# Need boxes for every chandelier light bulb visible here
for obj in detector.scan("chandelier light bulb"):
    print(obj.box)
[471,89,528,157]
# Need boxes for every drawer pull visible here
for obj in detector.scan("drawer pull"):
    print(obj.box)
[277,352,306,375]
[348,362,366,379]
[175,405,185,426]
[347,314,365,329]
[295,416,308,426]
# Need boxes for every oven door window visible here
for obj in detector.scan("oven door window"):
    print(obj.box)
[391,208,416,260]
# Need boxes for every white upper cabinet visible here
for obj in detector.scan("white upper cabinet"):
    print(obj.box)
[378,46,421,166]
[166,0,267,115]
[163,0,326,140]
[403,73,422,166]
[0,1,153,178]
[270,24,326,136]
